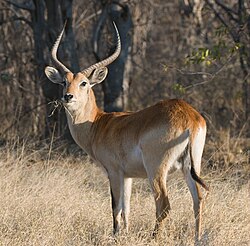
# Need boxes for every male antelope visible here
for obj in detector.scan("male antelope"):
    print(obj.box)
[45,23,209,240]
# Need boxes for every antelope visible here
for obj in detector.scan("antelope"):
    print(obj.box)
[45,23,209,241]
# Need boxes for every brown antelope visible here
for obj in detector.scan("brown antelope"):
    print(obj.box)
[45,23,209,241]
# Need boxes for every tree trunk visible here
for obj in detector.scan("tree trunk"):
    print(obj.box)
[30,0,79,137]
[94,1,133,112]
[104,2,132,112]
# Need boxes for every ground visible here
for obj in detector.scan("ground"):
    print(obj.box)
[0,140,249,245]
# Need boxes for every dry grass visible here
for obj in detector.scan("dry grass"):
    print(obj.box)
[0,141,249,246]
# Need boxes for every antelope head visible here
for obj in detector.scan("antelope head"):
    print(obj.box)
[45,23,121,119]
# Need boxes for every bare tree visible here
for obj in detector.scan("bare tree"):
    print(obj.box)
[3,0,79,137]
[205,0,250,122]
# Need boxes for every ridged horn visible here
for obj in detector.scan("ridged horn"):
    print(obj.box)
[51,22,71,73]
[81,22,121,77]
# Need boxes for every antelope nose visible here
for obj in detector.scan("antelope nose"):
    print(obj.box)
[64,93,73,102]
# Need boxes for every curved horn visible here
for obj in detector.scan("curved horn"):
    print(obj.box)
[81,22,121,77]
[51,22,71,73]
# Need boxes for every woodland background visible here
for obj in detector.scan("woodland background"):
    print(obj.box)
[0,1,249,245]
[0,0,249,144]
[0,0,249,155]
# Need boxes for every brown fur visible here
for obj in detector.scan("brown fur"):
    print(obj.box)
[46,69,208,242]
[45,26,208,241]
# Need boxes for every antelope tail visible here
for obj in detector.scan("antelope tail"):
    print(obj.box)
[189,144,209,191]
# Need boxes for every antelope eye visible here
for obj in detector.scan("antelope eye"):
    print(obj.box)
[80,81,87,87]
[62,78,67,87]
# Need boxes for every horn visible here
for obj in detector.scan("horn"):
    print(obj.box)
[51,22,71,73]
[81,22,121,77]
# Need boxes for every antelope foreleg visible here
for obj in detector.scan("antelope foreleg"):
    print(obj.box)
[109,174,123,235]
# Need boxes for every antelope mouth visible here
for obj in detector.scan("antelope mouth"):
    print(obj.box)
[61,99,77,104]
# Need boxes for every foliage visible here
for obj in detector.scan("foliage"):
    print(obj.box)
[186,26,242,65]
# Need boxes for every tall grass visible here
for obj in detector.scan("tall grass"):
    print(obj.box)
[0,141,249,245]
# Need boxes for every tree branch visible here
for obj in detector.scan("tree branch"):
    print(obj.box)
[205,0,238,42]
[184,54,237,90]
[215,0,237,15]
[4,0,35,12]
[92,6,108,61]
[0,15,32,27]
[215,0,238,22]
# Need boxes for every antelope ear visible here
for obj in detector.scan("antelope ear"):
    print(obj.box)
[45,66,63,84]
[89,67,108,87]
